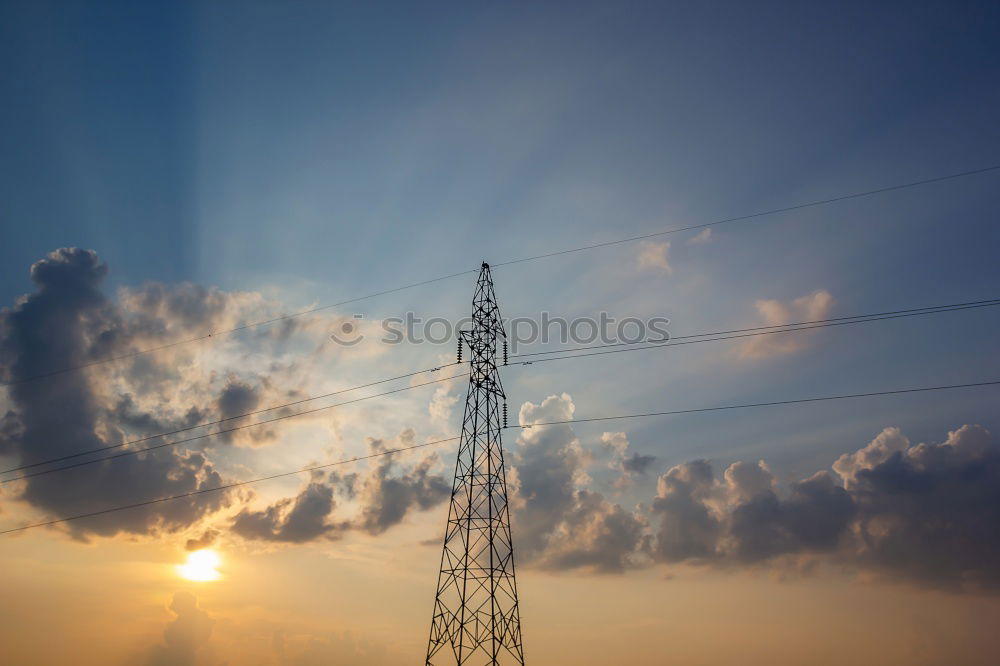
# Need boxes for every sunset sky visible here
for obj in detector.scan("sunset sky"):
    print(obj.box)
[2,2,1000,665]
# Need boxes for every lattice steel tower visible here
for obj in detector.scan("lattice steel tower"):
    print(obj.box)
[426,262,525,665]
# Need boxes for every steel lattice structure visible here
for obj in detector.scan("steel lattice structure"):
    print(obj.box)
[426,263,525,665]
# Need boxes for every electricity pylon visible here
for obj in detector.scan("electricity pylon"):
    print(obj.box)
[426,262,525,665]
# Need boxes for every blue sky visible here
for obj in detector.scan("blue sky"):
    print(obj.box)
[2,0,999,483]
[2,3,1000,663]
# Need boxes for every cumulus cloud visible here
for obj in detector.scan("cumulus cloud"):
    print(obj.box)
[844,424,1000,589]
[536,488,648,573]
[232,475,344,543]
[231,432,450,543]
[509,395,646,572]
[740,289,833,358]
[600,431,656,487]
[636,241,672,273]
[354,433,450,535]
[649,424,1000,592]
[651,458,854,565]
[0,250,235,538]
[147,592,214,666]
[0,248,340,539]
[651,460,722,562]
[831,426,909,489]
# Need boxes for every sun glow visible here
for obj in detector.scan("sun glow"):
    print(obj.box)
[177,549,222,582]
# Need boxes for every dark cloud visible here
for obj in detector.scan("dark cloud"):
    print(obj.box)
[184,529,219,552]
[355,436,450,535]
[213,378,279,446]
[0,409,23,456]
[649,425,1000,592]
[110,394,206,436]
[232,479,342,543]
[510,395,647,572]
[130,282,233,332]
[622,452,657,475]
[217,380,259,419]
[845,425,1000,590]
[0,249,232,538]
[727,471,854,562]
[600,431,656,487]
[510,397,586,560]
[230,433,450,543]
[651,460,857,565]
[539,489,647,573]
[651,460,721,562]
[147,592,214,666]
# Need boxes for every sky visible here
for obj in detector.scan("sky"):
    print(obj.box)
[1,1,1000,664]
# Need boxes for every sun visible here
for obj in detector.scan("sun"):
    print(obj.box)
[177,549,222,582]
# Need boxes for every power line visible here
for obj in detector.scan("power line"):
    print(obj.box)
[4,297,996,481]
[1,362,460,476]
[511,298,1000,359]
[491,165,1000,268]
[4,376,997,537]
[511,300,1000,365]
[0,435,462,536]
[5,164,997,388]
[505,379,1000,429]
[0,371,468,485]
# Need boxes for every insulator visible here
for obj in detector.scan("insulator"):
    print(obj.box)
[457,337,463,363]
[503,402,508,428]
[503,340,508,366]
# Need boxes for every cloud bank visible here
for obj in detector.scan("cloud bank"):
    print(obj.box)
[0,249,463,546]
[649,424,1000,591]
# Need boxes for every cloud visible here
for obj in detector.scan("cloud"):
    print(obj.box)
[651,460,722,562]
[740,289,833,358]
[354,433,450,535]
[648,424,1000,592]
[509,395,646,572]
[844,424,1000,590]
[687,228,713,245]
[724,459,775,503]
[428,385,459,427]
[0,249,233,538]
[727,471,855,563]
[184,529,219,552]
[622,453,657,474]
[231,432,450,543]
[535,488,648,573]
[0,248,366,539]
[831,426,909,489]
[601,431,657,487]
[147,592,214,666]
[213,377,280,447]
[217,380,259,421]
[636,241,672,273]
[651,459,854,565]
[232,476,343,543]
